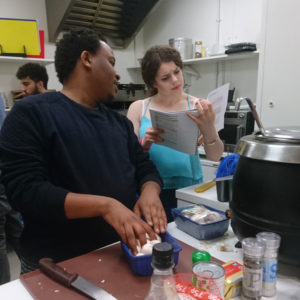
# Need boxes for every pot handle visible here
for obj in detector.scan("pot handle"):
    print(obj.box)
[237,97,266,136]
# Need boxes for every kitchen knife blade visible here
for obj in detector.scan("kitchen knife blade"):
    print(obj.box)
[39,258,117,300]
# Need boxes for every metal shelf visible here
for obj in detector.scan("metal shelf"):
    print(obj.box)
[0,56,54,65]
[127,50,259,70]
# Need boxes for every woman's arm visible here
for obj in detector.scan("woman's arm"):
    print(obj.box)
[127,100,143,136]
[127,100,163,151]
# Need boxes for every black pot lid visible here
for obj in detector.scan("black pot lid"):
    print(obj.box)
[255,126,300,143]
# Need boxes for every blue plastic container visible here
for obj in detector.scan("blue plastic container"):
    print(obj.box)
[121,231,182,276]
[171,205,229,240]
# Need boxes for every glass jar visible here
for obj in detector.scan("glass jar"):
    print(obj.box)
[195,41,203,58]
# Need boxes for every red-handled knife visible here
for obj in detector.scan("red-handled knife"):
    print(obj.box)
[39,258,117,300]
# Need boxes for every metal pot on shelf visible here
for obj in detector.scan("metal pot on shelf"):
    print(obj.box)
[169,38,193,59]
[229,98,300,266]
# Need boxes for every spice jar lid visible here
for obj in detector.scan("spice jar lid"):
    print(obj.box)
[256,232,281,249]
[242,237,265,258]
[192,250,211,264]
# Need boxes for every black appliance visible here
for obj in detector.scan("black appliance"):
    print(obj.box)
[104,83,146,115]
[231,127,300,266]
[225,42,257,54]
[219,110,254,152]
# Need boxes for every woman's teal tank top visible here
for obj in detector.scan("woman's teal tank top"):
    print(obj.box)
[139,96,203,189]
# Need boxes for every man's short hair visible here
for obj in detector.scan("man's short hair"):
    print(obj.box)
[55,29,106,84]
[16,63,49,89]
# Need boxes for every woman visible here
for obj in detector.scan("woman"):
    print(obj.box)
[127,45,224,222]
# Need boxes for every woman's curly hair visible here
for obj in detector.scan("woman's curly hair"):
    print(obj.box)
[141,45,183,96]
[55,29,106,84]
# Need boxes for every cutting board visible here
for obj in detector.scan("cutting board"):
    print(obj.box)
[21,240,223,300]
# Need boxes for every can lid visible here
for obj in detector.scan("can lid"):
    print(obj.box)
[192,261,225,279]
[256,232,281,249]
[192,250,211,264]
[152,242,174,269]
[242,237,265,257]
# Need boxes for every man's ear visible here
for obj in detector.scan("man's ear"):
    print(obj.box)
[36,81,44,92]
[80,50,93,68]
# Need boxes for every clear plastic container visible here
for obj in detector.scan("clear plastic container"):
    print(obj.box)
[144,242,180,300]
[242,237,265,299]
[256,232,281,297]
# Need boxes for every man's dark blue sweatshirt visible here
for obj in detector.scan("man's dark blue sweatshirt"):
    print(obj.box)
[0,92,162,263]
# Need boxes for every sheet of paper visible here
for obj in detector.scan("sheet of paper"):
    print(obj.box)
[149,108,199,155]
[207,83,229,132]
[149,83,229,154]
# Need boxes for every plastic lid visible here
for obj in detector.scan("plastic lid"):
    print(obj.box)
[242,237,265,258]
[192,250,211,264]
[256,232,281,249]
[152,242,174,269]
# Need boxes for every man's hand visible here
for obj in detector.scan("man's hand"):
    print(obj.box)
[134,181,167,234]
[65,192,158,256]
[101,199,157,255]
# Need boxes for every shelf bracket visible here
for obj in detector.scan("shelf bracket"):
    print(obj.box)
[183,65,200,90]
[183,65,200,79]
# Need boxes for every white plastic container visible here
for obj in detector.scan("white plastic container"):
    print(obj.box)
[256,232,281,297]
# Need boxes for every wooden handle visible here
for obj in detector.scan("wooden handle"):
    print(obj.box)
[39,258,78,287]
[245,98,266,135]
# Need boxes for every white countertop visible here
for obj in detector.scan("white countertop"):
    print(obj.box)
[176,183,229,211]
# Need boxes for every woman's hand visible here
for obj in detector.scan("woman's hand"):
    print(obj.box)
[140,127,164,151]
[187,99,218,143]
[187,99,215,133]
[187,98,224,160]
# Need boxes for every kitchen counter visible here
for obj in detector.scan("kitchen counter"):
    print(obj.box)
[168,222,300,300]
[1,185,300,299]
[1,222,300,299]
[176,182,229,211]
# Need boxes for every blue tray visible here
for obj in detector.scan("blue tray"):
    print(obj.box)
[171,205,229,240]
[121,231,182,276]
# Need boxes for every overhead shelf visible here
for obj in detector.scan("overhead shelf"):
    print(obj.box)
[127,50,259,70]
[183,50,259,65]
[0,56,54,65]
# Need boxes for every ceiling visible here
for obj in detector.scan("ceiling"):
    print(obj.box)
[45,0,159,48]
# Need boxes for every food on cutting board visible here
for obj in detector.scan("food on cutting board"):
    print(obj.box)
[181,205,222,224]
[135,233,161,256]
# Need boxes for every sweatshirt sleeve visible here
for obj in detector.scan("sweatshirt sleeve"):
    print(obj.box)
[0,101,69,222]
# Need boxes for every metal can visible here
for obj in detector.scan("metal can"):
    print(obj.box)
[192,261,225,298]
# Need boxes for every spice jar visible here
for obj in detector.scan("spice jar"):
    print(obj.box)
[242,237,265,299]
[256,232,281,297]
[195,41,203,58]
